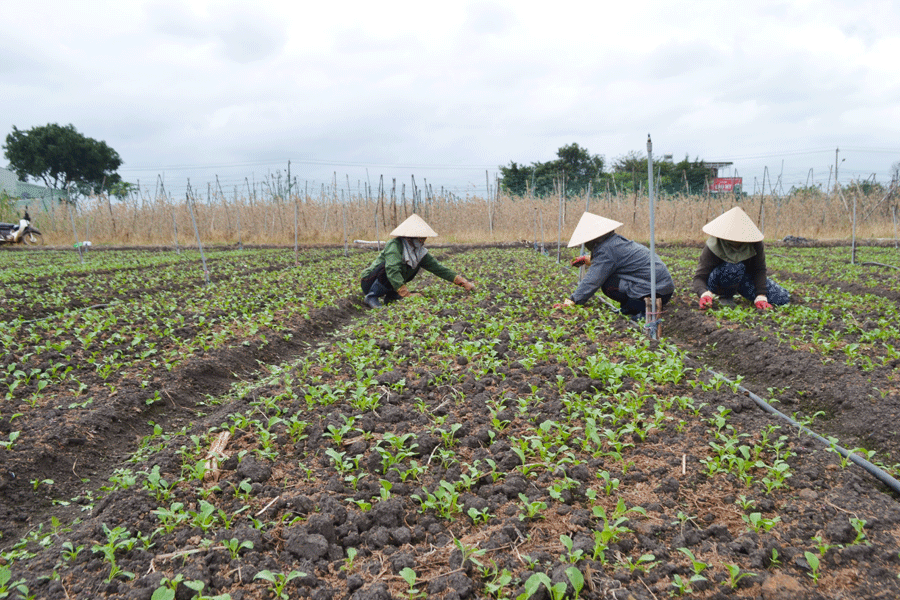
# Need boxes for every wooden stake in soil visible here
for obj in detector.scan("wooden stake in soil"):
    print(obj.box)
[203,431,231,483]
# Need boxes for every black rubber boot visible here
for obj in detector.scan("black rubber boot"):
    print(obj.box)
[364,295,383,309]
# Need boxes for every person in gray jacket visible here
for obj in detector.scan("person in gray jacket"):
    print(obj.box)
[553,212,674,318]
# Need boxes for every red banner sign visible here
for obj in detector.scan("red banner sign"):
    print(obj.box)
[710,178,742,192]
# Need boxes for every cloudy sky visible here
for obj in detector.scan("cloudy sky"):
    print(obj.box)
[3,0,899,198]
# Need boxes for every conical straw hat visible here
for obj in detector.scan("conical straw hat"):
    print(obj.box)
[389,213,438,237]
[702,206,763,242]
[567,212,623,248]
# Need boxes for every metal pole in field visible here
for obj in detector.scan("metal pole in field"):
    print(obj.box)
[234,186,242,250]
[294,196,299,266]
[893,204,898,249]
[646,134,658,340]
[539,207,545,254]
[367,170,379,251]
[556,178,563,264]
[172,210,180,255]
[579,183,591,281]
[851,188,857,265]
[67,190,84,264]
[186,180,210,286]
[342,190,348,257]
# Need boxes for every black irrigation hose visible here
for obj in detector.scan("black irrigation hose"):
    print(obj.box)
[860,261,900,270]
[711,370,900,496]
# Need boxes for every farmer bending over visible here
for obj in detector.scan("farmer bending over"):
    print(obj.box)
[360,213,475,309]
[553,212,674,319]
[693,206,790,310]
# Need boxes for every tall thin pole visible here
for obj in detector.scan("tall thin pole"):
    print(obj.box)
[851,188,857,265]
[67,189,84,264]
[892,204,898,249]
[647,134,658,339]
[539,207,545,255]
[556,178,563,264]
[835,148,840,194]
[579,183,591,281]
[342,190,348,257]
[234,186,242,250]
[186,180,210,285]
[172,210,180,255]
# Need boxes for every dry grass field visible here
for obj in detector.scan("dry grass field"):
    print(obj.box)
[18,186,900,248]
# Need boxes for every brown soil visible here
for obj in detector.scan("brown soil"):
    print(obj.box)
[2,245,900,600]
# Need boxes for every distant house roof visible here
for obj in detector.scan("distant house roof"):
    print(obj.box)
[702,162,735,178]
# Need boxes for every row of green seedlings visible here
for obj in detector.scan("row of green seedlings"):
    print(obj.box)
[0,246,344,303]
[3,289,882,597]
[0,362,339,596]
[42,273,639,594]
[355,253,886,594]
[662,246,900,372]
[326,272,772,597]
[771,246,900,293]
[0,251,370,418]
[711,281,900,372]
[13,416,882,594]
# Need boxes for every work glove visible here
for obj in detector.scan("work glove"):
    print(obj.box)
[571,255,591,268]
[454,275,476,291]
[552,298,576,310]
[754,295,773,310]
[698,291,714,310]
[396,285,413,298]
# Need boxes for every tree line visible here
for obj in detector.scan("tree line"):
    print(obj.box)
[498,143,724,197]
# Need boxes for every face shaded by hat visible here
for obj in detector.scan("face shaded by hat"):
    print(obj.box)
[567,212,623,248]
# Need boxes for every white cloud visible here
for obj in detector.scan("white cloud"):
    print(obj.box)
[1,0,898,195]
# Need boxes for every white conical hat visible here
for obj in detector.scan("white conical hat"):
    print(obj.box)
[567,212,623,248]
[389,213,438,237]
[702,206,763,242]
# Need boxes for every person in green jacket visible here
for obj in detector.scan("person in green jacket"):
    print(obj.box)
[360,214,475,309]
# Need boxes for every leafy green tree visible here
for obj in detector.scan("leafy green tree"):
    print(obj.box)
[610,152,713,195]
[3,123,125,201]
[499,143,605,197]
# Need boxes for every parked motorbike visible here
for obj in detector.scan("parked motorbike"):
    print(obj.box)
[0,211,43,246]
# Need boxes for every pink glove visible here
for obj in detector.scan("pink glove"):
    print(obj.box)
[571,255,589,267]
[755,299,773,310]
[698,294,713,310]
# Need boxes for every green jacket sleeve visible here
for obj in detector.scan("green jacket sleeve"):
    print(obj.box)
[419,252,457,283]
